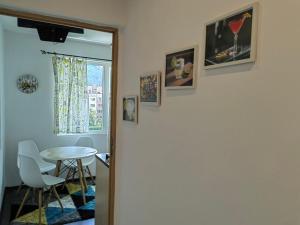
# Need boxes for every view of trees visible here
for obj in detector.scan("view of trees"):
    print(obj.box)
[89,109,103,131]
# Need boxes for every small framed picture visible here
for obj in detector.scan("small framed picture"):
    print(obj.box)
[123,95,138,123]
[165,46,198,89]
[204,2,258,69]
[140,72,161,106]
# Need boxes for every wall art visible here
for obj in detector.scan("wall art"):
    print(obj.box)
[165,46,197,89]
[140,72,161,106]
[123,95,138,123]
[204,3,258,69]
[17,74,38,94]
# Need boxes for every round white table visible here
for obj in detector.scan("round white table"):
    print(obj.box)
[40,146,97,204]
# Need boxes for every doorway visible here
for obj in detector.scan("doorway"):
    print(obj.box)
[0,7,118,225]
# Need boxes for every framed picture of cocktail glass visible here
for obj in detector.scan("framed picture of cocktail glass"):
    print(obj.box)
[123,95,138,124]
[204,2,258,69]
[140,72,161,106]
[165,46,198,89]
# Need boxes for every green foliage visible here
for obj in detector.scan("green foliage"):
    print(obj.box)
[89,109,103,130]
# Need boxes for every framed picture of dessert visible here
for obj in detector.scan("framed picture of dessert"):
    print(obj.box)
[204,2,258,69]
[140,72,161,106]
[165,46,198,89]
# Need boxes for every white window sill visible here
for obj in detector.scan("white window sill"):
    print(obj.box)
[57,131,108,136]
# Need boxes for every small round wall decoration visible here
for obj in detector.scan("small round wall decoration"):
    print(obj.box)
[17,74,38,94]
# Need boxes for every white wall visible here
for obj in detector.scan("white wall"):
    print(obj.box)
[0,0,127,28]
[2,1,300,225]
[115,1,300,225]
[0,23,5,209]
[4,31,112,187]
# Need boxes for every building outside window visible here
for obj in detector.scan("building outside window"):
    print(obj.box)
[87,61,111,133]
[87,62,104,132]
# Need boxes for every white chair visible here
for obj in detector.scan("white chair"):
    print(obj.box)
[63,137,95,183]
[18,140,56,173]
[16,154,65,225]
[17,140,56,193]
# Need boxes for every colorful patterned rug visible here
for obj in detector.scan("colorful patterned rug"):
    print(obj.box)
[10,183,95,225]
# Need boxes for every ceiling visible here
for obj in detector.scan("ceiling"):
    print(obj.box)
[0,15,112,45]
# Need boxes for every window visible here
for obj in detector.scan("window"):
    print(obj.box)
[87,62,104,132]
[53,56,111,135]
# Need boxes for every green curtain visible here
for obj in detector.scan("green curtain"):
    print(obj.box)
[52,56,88,134]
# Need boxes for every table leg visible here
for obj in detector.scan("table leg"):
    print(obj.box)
[87,166,95,185]
[54,160,62,177]
[76,159,86,204]
[78,159,88,191]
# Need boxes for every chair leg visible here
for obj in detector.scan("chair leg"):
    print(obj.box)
[38,189,42,225]
[86,166,95,185]
[52,186,63,212]
[65,167,73,181]
[32,188,36,204]
[61,168,73,190]
[47,187,53,207]
[43,187,51,208]
[16,188,31,218]
[16,182,23,194]
[43,192,49,208]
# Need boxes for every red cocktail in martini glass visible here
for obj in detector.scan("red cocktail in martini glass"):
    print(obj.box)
[228,13,251,60]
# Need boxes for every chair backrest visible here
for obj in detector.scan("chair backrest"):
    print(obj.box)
[19,154,45,188]
[18,140,42,168]
[76,137,94,148]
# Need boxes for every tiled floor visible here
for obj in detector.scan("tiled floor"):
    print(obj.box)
[0,187,18,225]
[0,178,96,225]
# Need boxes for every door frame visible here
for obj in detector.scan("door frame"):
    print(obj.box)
[0,7,118,225]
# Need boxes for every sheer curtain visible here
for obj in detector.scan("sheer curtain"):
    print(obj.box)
[52,56,89,134]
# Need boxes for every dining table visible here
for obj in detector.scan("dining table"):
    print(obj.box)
[40,146,98,204]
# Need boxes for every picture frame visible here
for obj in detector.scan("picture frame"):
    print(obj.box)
[17,74,38,94]
[165,46,198,89]
[140,72,161,106]
[123,95,138,124]
[204,2,258,69]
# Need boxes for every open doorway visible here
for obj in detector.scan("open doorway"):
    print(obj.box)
[0,8,117,225]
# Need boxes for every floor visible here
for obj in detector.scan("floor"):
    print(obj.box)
[65,218,95,225]
[0,187,18,225]
[0,178,96,225]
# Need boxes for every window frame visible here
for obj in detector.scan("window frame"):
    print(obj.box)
[86,60,111,135]
[55,60,111,136]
